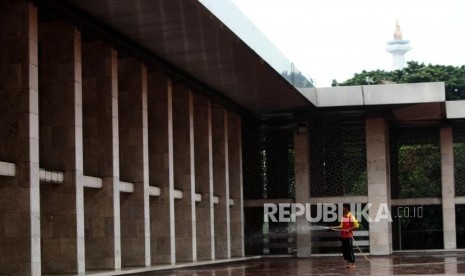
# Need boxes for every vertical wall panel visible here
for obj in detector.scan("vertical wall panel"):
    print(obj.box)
[194,94,214,260]
[118,58,150,267]
[172,84,196,262]
[0,1,40,275]
[82,41,121,270]
[212,105,230,259]
[148,72,175,264]
[228,112,244,257]
[39,21,85,274]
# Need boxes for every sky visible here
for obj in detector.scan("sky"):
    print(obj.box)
[229,0,465,87]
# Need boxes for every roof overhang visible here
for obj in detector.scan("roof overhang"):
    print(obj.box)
[300,82,446,107]
[37,0,312,118]
[35,1,463,125]
[296,82,465,125]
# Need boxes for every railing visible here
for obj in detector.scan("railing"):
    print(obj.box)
[312,230,369,253]
[263,232,296,255]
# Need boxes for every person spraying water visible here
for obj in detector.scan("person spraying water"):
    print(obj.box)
[330,203,359,269]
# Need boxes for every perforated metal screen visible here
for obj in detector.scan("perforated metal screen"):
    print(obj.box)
[242,125,295,200]
[454,126,465,196]
[309,125,367,197]
[390,126,441,199]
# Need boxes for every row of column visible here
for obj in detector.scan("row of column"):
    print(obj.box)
[294,118,456,256]
[0,1,244,275]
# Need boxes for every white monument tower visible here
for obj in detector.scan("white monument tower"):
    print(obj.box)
[386,21,411,70]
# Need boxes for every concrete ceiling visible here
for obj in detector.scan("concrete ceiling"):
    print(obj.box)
[42,0,311,117]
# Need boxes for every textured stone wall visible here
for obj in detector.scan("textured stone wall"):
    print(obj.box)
[82,41,121,270]
[228,112,244,257]
[194,94,214,260]
[118,58,150,267]
[212,105,230,259]
[38,20,85,274]
[0,1,245,274]
[0,1,40,275]
[148,72,175,264]
[172,84,196,262]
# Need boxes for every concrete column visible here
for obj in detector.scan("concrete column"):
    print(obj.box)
[440,126,456,249]
[228,112,244,257]
[193,94,215,260]
[82,41,121,270]
[118,58,150,267]
[366,118,392,255]
[39,21,85,274]
[0,1,40,275]
[172,84,197,262]
[147,72,175,264]
[294,126,311,257]
[445,257,458,274]
[212,105,230,259]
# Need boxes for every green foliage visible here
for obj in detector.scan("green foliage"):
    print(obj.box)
[332,61,465,100]
[454,143,465,196]
[347,171,367,196]
[343,145,367,196]
[397,145,441,198]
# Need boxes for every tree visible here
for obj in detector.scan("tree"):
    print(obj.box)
[332,61,465,100]
[397,145,441,198]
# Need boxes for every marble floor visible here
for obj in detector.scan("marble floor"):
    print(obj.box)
[137,253,465,275]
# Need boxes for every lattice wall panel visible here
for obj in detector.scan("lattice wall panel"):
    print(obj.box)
[309,125,367,197]
[390,127,441,199]
[263,129,295,199]
[454,126,465,196]
[242,125,295,199]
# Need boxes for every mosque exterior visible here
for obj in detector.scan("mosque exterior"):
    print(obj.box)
[1,1,465,275]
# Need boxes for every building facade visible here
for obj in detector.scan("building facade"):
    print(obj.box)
[1,1,465,276]
[244,84,465,257]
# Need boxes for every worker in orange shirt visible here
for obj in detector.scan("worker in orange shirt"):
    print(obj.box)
[330,203,359,268]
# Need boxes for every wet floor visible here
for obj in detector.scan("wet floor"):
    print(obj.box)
[137,253,465,275]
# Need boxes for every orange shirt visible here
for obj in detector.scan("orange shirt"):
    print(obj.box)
[339,212,359,238]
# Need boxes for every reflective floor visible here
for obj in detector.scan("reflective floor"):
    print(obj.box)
[138,253,465,275]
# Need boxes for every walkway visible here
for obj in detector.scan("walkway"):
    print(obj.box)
[137,253,465,275]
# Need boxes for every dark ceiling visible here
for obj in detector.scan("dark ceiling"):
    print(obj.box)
[39,0,312,117]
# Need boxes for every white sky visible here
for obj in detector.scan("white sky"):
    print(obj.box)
[230,0,465,87]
